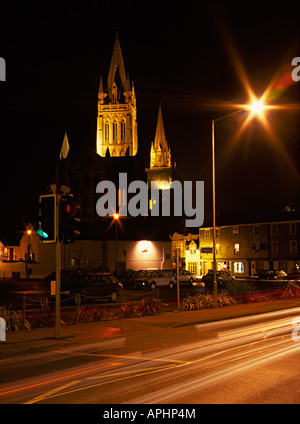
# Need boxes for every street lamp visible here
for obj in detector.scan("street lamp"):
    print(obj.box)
[212,97,266,304]
[113,213,119,274]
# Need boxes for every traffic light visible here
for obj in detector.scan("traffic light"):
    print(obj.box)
[37,194,56,243]
[60,196,81,244]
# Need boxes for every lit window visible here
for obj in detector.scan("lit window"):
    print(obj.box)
[234,262,244,274]
[105,122,109,141]
[234,243,240,255]
[113,121,117,141]
[121,120,125,141]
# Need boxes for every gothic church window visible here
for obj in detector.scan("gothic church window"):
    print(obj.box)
[105,122,109,142]
[121,120,125,141]
[112,83,118,104]
[113,121,117,142]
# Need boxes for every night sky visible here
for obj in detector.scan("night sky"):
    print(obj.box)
[0,0,299,242]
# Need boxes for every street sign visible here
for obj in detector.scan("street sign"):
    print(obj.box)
[201,247,213,253]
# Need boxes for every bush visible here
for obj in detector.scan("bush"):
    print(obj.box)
[244,291,269,303]
[224,280,253,302]
[27,300,64,328]
[76,305,111,323]
[121,297,163,318]
[0,305,30,332]
[281,281,300,298]
[179,293,236,311]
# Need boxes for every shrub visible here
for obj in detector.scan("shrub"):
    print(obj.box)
[224,280,253,302]
[281,281,300,298]
[121,297,163,318]
[0,305,30,332]
[76,305,111,323]
[27,301,64,328]
[179,293,236,311]
[244,291,269,303]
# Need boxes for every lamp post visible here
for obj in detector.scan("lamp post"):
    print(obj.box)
[211,101,266,305]
[113,213,119,274]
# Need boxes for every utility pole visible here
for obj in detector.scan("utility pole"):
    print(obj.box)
[55,191,61,339]
[177,248,180,310]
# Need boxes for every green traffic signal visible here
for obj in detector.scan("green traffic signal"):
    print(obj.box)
[36,228,49,238]
[38,194,56,243]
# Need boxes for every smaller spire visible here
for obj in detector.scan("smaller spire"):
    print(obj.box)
[98,75,103,93]
[154,103,167,151]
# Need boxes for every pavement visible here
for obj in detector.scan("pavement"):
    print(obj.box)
[1,298,300,359]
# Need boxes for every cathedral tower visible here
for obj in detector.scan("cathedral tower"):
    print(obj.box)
[96,33,138,157]
[146,103,172,188]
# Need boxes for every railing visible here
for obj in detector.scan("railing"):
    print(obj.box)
[1,288,161,331]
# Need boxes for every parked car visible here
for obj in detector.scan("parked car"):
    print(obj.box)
[45,269,90,286]
[118,270,135,289]
[134,270,175,290]
[202,270,235,288]
[173,270,197,285]
[273,270,287,279]
[254,270,278,280]
[48,271,123,303]
[286,267,300,280]
[130,270,152,289]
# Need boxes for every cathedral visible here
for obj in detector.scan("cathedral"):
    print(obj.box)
[67,33,178,240]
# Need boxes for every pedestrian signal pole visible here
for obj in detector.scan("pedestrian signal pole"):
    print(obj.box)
[177,248,180,310]
[55,192,61,339]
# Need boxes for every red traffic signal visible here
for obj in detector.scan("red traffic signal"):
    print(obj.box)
[59,196,81,244]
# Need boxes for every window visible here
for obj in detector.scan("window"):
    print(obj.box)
[253,225,260,236]
[234,243,240,255]
[290,240,297,254]
[188,261,197,274]
[271,241,278,254]
[234,262,244,274]
[271,224,277,236]
[216,228,220,238]
[121,120,126,141]
[290,223,297,235]
[113,121,117,141]
[205,229,210,239]
[233,227,239,237]
[190,245,196,255]
[112,83,118,104]
[105,122,109,141]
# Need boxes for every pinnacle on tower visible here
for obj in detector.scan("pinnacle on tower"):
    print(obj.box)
[107,32,127,101]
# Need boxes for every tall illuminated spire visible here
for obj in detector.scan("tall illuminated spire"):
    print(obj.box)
[96,32,138,157]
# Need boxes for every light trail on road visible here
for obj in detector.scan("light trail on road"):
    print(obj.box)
[1,307,300,403]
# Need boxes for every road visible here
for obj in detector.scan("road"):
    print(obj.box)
[1,306,300,404]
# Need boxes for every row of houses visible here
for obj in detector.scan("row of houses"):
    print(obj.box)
[172,209,300,277]
[1,210,299,279]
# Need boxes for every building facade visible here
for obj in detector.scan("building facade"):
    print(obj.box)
[198,217,300,277]
[170,232,201,276]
